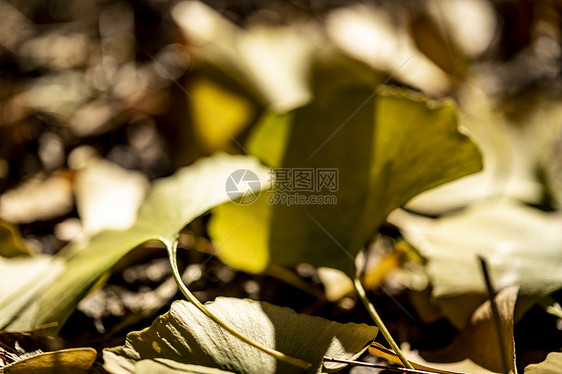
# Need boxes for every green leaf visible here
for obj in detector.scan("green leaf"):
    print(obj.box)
[210,85,483,276]
[103,297,378,374]
[390,199,562,327]
[0,347,96,374]
[2,154,269,330]
[525,352,562,374]
[189,77,255,154]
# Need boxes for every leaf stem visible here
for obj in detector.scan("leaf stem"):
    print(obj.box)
[353,277,413,369]
[166,239,312,371]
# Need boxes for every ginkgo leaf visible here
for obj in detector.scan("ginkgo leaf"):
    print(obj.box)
[370,285,520,374]
[390,199,562,327]
[210,84,482,277]
[189,77,255,154]
[0,347,96,374]
[103,297,378,374]
[417,285,519,374]
[134,359,235,374]
[2,153,269,331]
[405,84,543,215]
[368,342,494,374]
[0,256,64,329]
[524,352,562,374]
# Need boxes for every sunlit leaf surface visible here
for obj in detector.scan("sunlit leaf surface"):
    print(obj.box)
[524,352,562,374]
[104,297,378,374]
[390,200,562,327]
[210,85,483,276]
[135,359,235,374]
[1,154,269,330]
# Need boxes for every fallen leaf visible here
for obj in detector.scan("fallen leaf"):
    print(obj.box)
[405,83,543,215]
[524,352,562,374]
[1,154,269,331]
[369,285,520,374]
[0,256,64,329]
[368,342,471,374]
[0,347,96,374]
[75,158,149,236]
[421,285,519,373]
[103,297,378,374]
[189,77,255,153]
[0,326,64,369]
[135,359,235,374]
[210,85,482,277]
[0,221,28,257]
[390,199,562,327]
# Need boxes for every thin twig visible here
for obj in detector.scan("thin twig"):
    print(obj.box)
[478,256,510,374]
[323,356,458,374]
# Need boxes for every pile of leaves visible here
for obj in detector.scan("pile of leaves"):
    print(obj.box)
[1,1,561,373]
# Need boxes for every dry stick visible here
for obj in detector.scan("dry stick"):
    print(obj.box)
[353,277,414,369]
[477,256,510,374]
[166,239,311,371]
[323,356,463,374]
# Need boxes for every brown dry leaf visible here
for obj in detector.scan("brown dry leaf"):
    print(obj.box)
[368,342,471,374]
[418,285,519,373]
[370,285,520,374]
[0,347,96,374]
[408,12,466,79]
[0,326,64,365]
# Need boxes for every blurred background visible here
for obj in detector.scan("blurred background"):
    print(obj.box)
[2,0,562,242]
[1,1,562,370]
[2,0,562,252]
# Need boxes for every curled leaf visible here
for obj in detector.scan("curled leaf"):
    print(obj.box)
[104,297,378,374]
